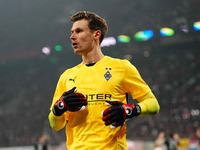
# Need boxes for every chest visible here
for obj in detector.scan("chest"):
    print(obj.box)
[64,66,125,99]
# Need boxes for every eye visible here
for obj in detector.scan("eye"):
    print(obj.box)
[76,29,82,33]
[71,28,83,35]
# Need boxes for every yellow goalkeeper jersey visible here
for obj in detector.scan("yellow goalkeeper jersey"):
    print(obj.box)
[50,56,158,150]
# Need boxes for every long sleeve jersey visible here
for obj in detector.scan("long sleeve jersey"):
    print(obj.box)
[49,56,160,150]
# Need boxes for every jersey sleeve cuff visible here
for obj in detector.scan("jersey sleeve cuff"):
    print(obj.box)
[49,111,64,120]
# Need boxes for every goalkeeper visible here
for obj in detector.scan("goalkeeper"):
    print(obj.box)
[48,11,160,150]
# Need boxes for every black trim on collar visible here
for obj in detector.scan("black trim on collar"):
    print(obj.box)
[86,63,96,67]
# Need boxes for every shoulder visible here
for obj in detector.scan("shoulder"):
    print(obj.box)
[105,56,132,66]
[60,63,83,77]
[103,56,137,74]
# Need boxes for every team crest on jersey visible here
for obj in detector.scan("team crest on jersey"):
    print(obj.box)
[104,68,112,81]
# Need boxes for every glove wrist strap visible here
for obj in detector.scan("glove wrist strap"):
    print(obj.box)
[52,106,64,116]
[131,104,141,118]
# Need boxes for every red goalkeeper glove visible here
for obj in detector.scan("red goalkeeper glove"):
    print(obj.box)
[52,87,87,116]
[102,101,141,129]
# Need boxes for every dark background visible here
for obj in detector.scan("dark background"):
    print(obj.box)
[0,0,200,147]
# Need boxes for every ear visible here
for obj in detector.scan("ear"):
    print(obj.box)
[94,30,101,41]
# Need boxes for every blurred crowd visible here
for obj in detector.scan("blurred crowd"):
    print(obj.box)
[126,44,200,141]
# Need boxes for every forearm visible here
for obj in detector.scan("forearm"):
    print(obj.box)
[48,111,67,131]
[137,91,160,116]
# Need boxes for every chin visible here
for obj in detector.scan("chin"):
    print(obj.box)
[74,49,83,55]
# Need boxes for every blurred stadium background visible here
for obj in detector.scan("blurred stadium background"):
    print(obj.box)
[0,0,200,149]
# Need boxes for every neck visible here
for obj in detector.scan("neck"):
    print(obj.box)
[82,48,104,64]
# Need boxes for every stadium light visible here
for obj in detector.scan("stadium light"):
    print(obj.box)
[101,37,116,47]
[55,45,63,51]
[160,27,175,36]
[134,30,154,41]
[117,35,131,43]
[42,47,51,55]
[193,21,200,31]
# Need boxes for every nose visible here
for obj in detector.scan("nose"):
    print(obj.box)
[70,32,76,40]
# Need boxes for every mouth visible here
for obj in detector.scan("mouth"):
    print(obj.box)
[72,42,78,48]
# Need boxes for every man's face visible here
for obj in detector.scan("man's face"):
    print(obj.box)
[70,19,95,55]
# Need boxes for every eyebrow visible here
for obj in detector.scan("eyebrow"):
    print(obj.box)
[71,27,82,33]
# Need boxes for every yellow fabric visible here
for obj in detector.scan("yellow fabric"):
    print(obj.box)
[49,56,159,150]
[48,111,66,131]
[137,91,160,116]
